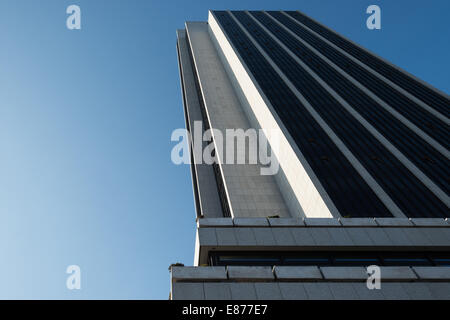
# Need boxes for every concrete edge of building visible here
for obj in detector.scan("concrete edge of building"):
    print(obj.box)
[410,218,449,227]
[227,266,275,281]
[195,217,450,228]
[303,217,341,227]
[338,217,378,227]
[268,218,305,227]
[197,218,234,227]
[171,266,228,282]
[171,266,450,283]
[233,218,270,227]
[274,266,322,280]
[413,267,450,280]
[374,218,414,227]
[171,281,450,300]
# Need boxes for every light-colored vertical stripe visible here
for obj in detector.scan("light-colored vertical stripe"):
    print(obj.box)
[248,11,449,208]
[281,11,450,125]
[230,11,406,217]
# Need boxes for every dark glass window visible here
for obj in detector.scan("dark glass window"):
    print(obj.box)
[381,253,432,266]
[216,255,281,266]
[209,251,450,267]
[430,253,450,266]
[433,259,450,266]
[333,256,380,267]
[284,254,331,266]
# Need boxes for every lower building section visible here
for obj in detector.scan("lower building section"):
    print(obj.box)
[171,217,450,300]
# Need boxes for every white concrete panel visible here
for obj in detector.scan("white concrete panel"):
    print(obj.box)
[274,266,322,280]
[413,267,450,280]
[171,283,205,300]
[204,283,232,300]
[227,266,275,280]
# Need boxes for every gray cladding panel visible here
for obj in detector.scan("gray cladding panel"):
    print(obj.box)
[177,29,223,218]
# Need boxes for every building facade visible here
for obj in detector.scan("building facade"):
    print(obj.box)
[172,10,450,300]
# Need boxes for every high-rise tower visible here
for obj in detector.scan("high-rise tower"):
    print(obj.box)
[172,10,450,300]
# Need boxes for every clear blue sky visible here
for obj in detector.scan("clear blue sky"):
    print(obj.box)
[0,0,448,299]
